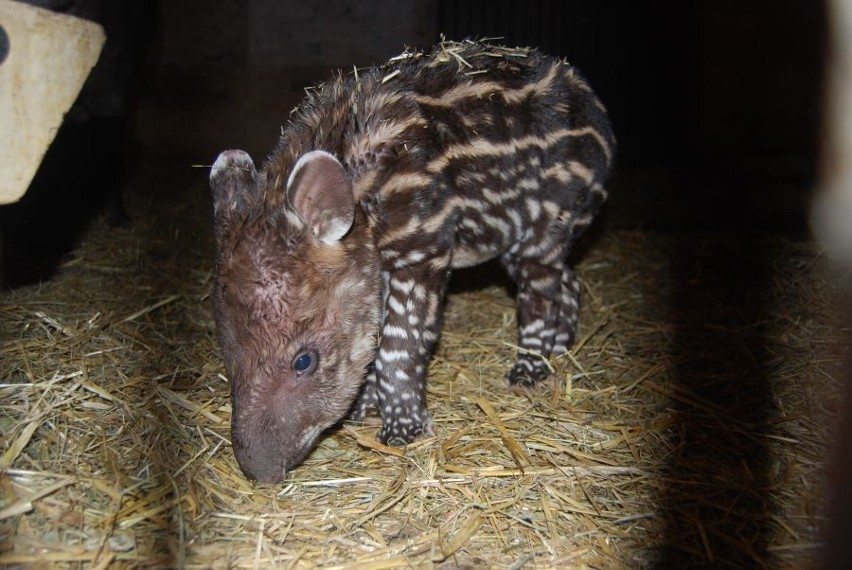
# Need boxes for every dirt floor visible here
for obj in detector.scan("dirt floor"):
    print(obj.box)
[0,67,846,568]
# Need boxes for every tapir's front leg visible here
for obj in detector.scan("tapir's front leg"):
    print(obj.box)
[374,264,450,446]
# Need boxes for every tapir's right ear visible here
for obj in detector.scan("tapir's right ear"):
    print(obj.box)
[286,150,354,245]
[210,149,257,221]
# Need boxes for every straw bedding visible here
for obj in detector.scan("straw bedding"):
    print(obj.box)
[0,149,844,568]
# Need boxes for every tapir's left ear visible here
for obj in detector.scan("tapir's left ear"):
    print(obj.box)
[210,149,257,218]
[286,150,354,244]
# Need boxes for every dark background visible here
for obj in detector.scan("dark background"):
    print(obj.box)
[0,0,827,286]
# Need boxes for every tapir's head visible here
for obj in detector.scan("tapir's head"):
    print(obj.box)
[209,149,381,483]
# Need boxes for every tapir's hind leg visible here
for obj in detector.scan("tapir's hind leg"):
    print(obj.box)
[502,212,581,387]
[553,266,580,356]
[502,252,570,386]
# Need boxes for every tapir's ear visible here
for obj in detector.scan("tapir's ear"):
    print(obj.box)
[286,150,354,244]
[210,149,257,221]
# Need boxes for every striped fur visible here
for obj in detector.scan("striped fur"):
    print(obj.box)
[210,40,615,482]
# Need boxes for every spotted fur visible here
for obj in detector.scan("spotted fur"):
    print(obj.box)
[210,40,615,482]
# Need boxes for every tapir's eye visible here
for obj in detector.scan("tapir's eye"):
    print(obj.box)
[292,351,318,375]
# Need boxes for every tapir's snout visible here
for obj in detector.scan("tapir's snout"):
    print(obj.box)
[232,442,287,484]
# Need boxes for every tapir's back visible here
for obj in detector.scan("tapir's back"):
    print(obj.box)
[334,41,617,269]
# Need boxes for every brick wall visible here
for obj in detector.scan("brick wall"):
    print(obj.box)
[249,1,436,68]
[158,0,436,70]
[143,0,436,155]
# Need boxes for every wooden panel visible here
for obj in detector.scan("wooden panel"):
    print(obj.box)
[0,1,104,204]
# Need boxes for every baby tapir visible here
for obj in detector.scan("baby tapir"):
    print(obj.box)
[210,40,615,483]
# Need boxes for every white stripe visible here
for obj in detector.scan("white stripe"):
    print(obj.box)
[379,348,410,362]
[383,324,409,339]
